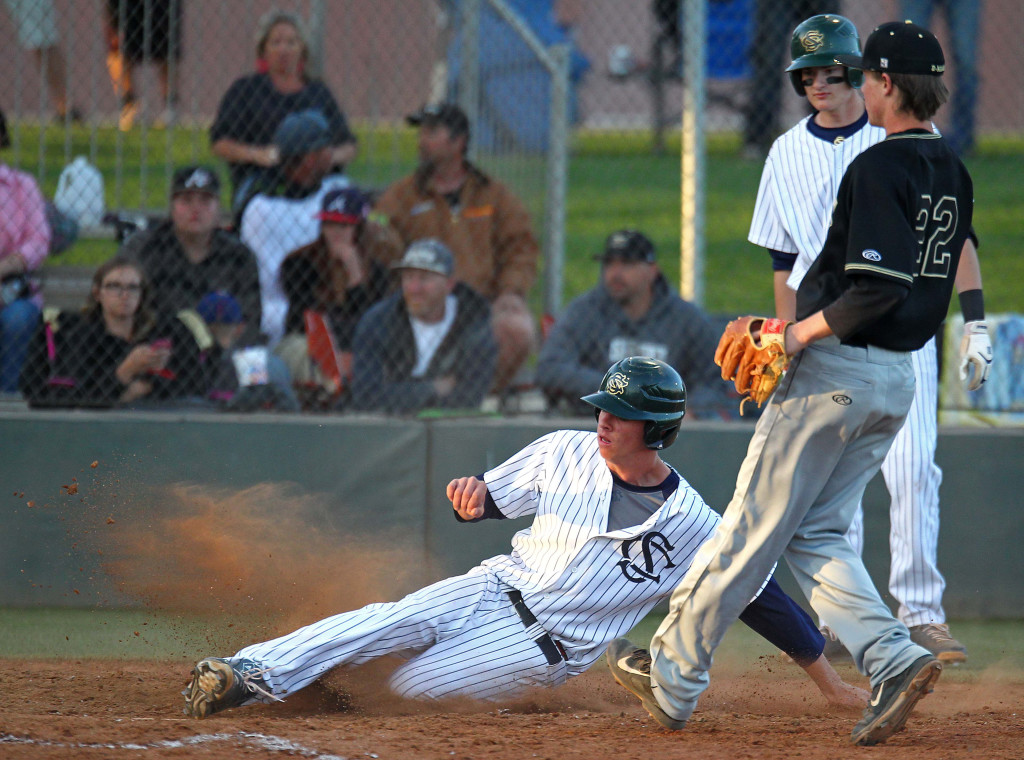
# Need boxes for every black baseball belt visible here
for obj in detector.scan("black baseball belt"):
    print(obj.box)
[505,589,568,665]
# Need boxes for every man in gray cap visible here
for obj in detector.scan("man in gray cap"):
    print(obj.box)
[350,238,497,414]
[239,109,353,345]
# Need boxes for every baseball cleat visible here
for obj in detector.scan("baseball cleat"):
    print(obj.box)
[182,657,281,718]
[606,638,688,730]
[850,655,941,746]
[909,623,967,664]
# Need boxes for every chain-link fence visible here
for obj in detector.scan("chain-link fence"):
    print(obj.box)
[1,0,1021,418]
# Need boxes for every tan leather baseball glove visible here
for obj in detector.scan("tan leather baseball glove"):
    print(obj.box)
[714,316,794,412]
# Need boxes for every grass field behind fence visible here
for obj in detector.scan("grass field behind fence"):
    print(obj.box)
[12,123,1024,316]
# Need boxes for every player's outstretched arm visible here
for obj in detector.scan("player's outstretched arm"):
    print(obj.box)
[447,476,489,520]
[800,654,870,709]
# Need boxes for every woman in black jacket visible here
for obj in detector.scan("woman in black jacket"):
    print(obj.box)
[21,256,207,408]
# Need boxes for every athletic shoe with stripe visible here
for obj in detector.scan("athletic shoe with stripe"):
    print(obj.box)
[909,623,967,664]
[606,638,688,730]
[850,655,941,746]
[182,657,281,718]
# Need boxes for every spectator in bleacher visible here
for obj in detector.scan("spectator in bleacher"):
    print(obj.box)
[197,290,299,412]
[536,230,735,419]
[104,0,182,130]
[120,165,262,343]
[0,152,50,395]
[350,238,497,415]
[374,102,538,393]
[4,0,83,122]
[275,186,395,392]
[239,110,352,347]
[20,256,208,408]
[210,8,357,207]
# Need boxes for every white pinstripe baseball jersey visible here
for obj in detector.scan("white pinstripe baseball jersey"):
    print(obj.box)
[481,429,723,668]
[232,429,731,702]
[748,113,885,290]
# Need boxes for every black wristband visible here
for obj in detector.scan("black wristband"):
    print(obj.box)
[959,289,985,323]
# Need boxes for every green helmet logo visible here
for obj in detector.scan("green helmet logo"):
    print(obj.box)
[581,357,686,450]
[606,372,629,395]
[800,30,825,53]
[786,14,864,96]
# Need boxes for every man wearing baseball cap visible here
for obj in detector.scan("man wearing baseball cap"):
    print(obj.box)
[238,109,354,344]
[374,102,539,393]
[120,165,262,343]
[611,20,987,747]
[350,238,497,414]
[536,229,730,418]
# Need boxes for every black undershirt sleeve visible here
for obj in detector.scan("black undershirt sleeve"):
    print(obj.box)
[452,474,507,523]
[959,288,985,322]
[821,277,909,342]
[769,249,797,272]
[738,576,824,666]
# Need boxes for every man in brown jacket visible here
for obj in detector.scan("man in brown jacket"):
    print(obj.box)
[373,103,539,391]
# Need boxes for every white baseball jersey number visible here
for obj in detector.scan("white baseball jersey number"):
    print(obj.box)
[915,194,958,279]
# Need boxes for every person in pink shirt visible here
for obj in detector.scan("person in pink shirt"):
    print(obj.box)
[0,160,50,393]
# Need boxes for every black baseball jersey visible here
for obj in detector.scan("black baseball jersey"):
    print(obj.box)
[796,130,974,351]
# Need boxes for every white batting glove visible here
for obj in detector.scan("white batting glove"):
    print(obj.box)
[959,320,993,391]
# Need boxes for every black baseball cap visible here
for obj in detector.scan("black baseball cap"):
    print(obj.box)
[596,230,656,263]
[171,165,220,196]
[406,102,470,139]
[834,20,945,76]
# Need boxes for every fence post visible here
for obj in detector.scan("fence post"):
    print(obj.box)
[680,0,706,307]
[459,0,482,164]
[544,43,570,318]
[308,0,326,79]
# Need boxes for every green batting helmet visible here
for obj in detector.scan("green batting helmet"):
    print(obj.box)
[581,357,686,450]
[786,14,864,96]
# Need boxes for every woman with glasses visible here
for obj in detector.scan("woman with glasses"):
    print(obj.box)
[20,256,207,408]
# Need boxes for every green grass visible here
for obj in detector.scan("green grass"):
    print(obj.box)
[13,123,1024,315]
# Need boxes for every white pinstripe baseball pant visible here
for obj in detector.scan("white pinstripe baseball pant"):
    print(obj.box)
[233,570,568,702]
[845,336,945,627]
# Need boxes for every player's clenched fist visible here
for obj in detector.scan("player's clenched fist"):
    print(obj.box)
[447,476,489,520]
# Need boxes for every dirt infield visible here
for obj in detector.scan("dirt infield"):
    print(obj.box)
[3,657,1022,759]
[5,482,1021,758]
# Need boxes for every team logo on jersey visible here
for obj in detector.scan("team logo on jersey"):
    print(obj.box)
[861,249,883,262]
[800,30,825,53]
[617,531,676,583]
[606,372,629,396]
